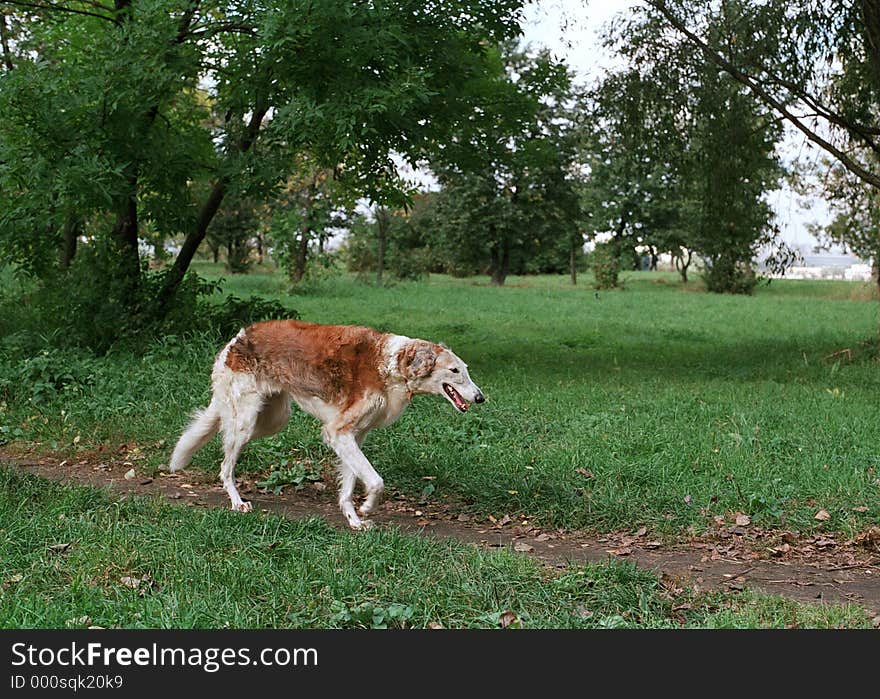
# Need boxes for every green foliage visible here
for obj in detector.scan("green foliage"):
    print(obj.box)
[0,246,294,354]
[427,45,582,285]
[256,461,323,495]
[0,0,528,315]
[586,5,785,293]
[589,242,621,290]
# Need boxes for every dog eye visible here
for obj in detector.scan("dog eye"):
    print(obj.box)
[450,368,459,374]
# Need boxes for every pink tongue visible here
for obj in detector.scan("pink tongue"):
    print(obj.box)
[447,386,468,411]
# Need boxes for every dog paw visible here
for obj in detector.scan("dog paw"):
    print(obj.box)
[351,519,374,531]
[232,501,253,513]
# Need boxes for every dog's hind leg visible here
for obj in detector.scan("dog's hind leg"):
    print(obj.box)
[218,396,263,513]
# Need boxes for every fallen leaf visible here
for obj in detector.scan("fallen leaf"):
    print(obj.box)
[608,546,633,556]
[814,509,831,521]
[416,519,430,527]
[642,541,662,549]
[456,514,471,522]
[73,435,80,444]
[139,478,153,486]
[498,514,512,526]
[120,576,141,589]
[427,622,444,630]
[634,526,647,538]
[124,468,136,480]
[575,468,593,478]
[48,543,71,553]
[65,616,91,628]
[735,513,751,526]
[771,543,791,556]
[513,542,534,553]
[853,506,868,513]
[499,610,519,629]
[535,533,551,542]
[684,494,693,506]
[713,515,725,525]
[872,616,880,629]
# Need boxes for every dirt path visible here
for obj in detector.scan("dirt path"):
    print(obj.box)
[3,448,880,618]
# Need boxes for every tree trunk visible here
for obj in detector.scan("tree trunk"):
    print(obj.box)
[157,102,268,309]
[211,244,220,264]
[0,12,14,71]
[110,175,142,302]
[376,207,388,285]
[60,218,80,269]
[649,245,658,271]
[569,239,577,285]
[676,248,692,283]
[290,179,316,284]
[490,237,510,286]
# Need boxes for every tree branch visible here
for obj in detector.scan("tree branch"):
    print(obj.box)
[650,0,880,191]
[0,0,118,24]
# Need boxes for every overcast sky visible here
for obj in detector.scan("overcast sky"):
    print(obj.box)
[520,0,831,252]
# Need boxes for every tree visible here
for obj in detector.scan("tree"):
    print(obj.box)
[429,44,580,286]
[0,0,528,328]
[647,0,880,193]
[582,4,785,292]
[206,193,262,273]
[267,163,352,285]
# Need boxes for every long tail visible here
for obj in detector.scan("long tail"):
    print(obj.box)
[169,401,220,472]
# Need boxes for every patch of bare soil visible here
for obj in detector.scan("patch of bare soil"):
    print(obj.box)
[3,445,879,619]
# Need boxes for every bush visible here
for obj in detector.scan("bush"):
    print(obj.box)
[702,257,759,295]
[0,245,296,355]
[589,242,620,290]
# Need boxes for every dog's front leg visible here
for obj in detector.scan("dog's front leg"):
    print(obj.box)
[323,429,384,530]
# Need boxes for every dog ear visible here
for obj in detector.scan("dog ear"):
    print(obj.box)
[399,341,438,380]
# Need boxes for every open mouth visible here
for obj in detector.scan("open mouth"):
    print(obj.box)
[443,383,470,413]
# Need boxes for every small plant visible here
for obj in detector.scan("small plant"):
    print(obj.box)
[329,601,415,629]
[589,242,620,289]
[256,461,323,494]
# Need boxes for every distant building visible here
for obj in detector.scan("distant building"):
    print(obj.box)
[763,251,874,281]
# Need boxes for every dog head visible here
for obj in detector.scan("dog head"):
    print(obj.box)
[399,340,485,413]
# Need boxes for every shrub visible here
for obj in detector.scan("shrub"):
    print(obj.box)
[589,242,620,290]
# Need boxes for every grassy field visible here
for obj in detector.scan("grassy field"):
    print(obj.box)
[1,265,879,628]
[1,468,872,628]
[3,265,879,533]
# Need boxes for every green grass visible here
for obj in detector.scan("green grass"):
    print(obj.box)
[0,468,871,629]
[2,266,880,537]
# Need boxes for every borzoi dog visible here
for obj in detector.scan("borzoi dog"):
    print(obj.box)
[169,320,484,529]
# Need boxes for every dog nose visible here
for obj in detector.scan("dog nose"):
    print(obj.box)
[474,392,485,404]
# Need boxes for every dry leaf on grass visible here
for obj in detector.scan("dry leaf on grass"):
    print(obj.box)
[513,542,534,553]
[735,513,751,526]
[499,611,519,629]
[124,468,136,480]
[814,509,831,521]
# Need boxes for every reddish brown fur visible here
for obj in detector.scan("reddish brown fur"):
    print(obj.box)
[226,320,386,411]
